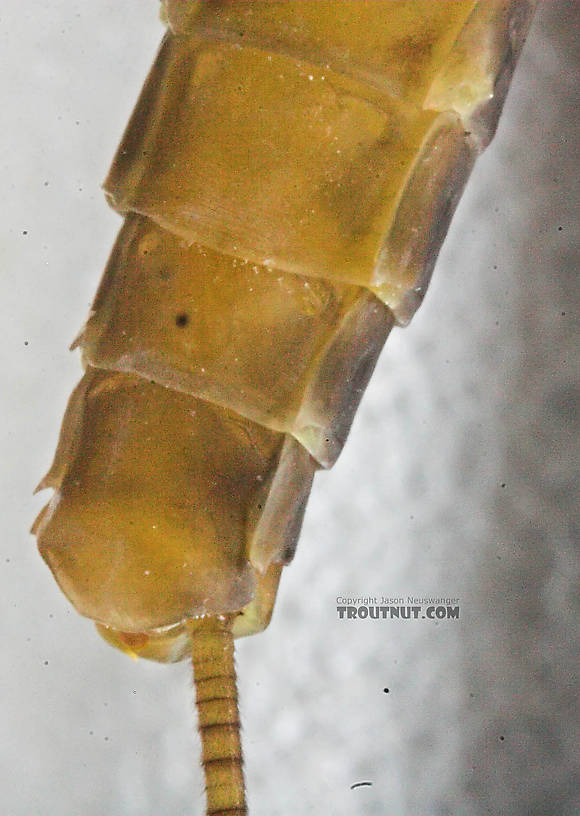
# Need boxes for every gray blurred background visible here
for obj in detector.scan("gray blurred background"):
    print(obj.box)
[1,2,578,814]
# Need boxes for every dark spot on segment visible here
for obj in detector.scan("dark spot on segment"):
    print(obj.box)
[499,735,505,741]
[383,688,390,694]
[175,312,190,328]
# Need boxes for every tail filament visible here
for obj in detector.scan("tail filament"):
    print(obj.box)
[192,616,247,816]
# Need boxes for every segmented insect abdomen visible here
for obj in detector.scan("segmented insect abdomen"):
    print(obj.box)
[33,1,535,663]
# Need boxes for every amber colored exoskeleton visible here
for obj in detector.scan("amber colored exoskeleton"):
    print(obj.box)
[32,2,535,813]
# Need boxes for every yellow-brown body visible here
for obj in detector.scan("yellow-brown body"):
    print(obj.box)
[33,2,535,812]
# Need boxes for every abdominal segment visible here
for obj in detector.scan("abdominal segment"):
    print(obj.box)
[34,369,315,636]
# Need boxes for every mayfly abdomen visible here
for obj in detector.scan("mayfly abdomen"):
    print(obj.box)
[33,1,536,811]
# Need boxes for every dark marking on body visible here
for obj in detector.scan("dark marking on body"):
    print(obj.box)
[175,312,190,328]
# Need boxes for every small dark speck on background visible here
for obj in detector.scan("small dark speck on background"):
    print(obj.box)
[383,687,390,694]
[175,312,190,328]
